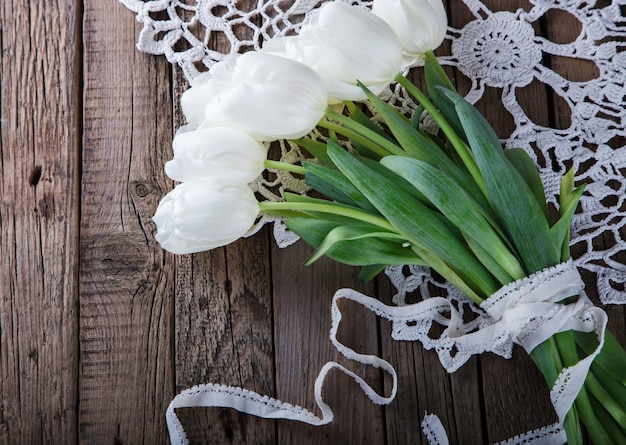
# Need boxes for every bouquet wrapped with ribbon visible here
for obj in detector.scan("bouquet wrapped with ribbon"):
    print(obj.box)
[152,1,626,443]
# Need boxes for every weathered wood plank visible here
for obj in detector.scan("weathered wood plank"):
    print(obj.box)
[174,234,277,445]
[379,276,486,445]
[79,2,175,443]
[0,1,80,443]
[271,241,385,444]
[0,1,617,443]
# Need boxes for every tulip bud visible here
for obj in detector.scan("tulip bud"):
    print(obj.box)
[180,52,327,141]
[164,127,267,183]
[153,179,259,254]
[372,0,447,67]
[264,2,402,103]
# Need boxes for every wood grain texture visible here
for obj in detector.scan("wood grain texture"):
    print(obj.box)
[271,241,384,445]
[378,274,486,445]
[174,235,277,445]
[0,1,81,443]
[79,1,174,443]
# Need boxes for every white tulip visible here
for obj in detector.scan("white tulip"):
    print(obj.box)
[372,0,447,67]
[153,179,259,254]
[180,52,327,141]
[263,2,402,103]
[164,127,267,183]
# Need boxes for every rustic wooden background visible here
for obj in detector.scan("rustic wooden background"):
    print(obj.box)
[1,0,624,444]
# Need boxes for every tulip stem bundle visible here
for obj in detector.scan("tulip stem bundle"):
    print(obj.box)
[264,53,626,445]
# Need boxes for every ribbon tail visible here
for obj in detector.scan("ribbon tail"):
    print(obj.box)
[550,306,608,424]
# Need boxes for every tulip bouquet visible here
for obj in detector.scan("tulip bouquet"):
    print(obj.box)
[153,1,626,443]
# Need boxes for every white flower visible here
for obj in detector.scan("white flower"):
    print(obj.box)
[372,0,447,67]
[164,127,267,183]
[263,2,402,103]
[153,179,259,254]
[180,52,327,141]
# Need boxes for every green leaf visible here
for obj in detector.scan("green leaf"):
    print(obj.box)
[438,87,559,273]
[504,148,549,220]
[358,264,386,284]
[410,104,425,130]
[358,155,468,241]
[356,154,431,205]
[359,81,451,163]
[349,139,386,161]
[327,140,499,301]
[285,217,425,267]
[423,51,455,90]
[359,81,493,215]
[282,192,382,226]
[381,156,525,282]
[345,101,397,142]
[324,108,406,157]
[305,224,407,266]
[395,75,486,195]
[295,138,335,167]
[553,168,585,261]
[464,235,515,285]
[304,162,379,213]
[423,51,466,142]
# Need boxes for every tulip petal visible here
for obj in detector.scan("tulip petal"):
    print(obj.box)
[166,127,266,182]
[180,52,327,141]
[152,179,259,254]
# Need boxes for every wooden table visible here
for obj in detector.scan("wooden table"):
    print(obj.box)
[1,0,624,443]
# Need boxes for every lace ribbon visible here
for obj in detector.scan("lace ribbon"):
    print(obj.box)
[166,261,607,444]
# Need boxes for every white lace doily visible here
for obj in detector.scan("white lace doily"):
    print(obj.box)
[120,0,626,310]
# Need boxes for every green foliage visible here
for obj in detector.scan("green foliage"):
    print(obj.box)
[327,140,498,301]
[438,87,560,274]
[285,217,424,268]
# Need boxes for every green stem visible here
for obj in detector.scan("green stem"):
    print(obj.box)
[324,108,407,156]
[574,331,626,384]
[588,392,626,444]
[552,332,585,445]
[554,330,616,445]
[317,119,392,158]
[575,386,615,445]
[586,372,626,429]
[424,51,455,91]
[531,338,583,445]
[259,201,396,232]
[264,160,307,175]
[590,362,626,412]
[394,74,487,198]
